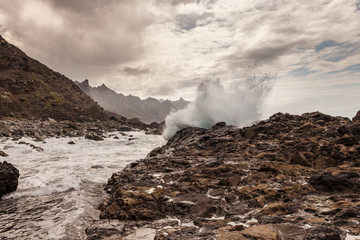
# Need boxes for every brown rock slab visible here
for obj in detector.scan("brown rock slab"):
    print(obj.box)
[240,225,280,240]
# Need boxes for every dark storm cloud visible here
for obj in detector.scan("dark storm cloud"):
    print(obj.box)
[0,0,154,80]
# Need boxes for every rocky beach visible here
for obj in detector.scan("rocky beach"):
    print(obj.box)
[1,113,360,239]
[98,111,360,240]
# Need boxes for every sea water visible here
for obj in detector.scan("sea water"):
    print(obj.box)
[0,131,165,239]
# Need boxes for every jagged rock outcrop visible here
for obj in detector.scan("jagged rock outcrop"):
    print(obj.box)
[98,111,360,239]
[353,110,360,122]
[0,161,19,198]
[0,35,107,121]
[75,80,189,123]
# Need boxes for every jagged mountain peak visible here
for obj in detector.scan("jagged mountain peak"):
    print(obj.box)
[75,80,190,123]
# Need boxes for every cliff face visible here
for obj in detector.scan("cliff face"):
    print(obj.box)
[98,111,360,239]
[0,36,107,121]
[76,80,189,123]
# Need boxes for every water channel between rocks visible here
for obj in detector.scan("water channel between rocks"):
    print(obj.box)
[0,131,165,239]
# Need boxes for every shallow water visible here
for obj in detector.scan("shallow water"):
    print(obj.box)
[0,132,165,239]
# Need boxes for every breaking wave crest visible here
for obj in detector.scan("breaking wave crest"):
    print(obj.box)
[163,72,274,140]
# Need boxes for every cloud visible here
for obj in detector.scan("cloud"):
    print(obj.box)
[121,66,151,76]
[175,12,214,30]
[146,84,176,96]
[0,0,359,116]
[0,0,154,80]
[290,67,316,77]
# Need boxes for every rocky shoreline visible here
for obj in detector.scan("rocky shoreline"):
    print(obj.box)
[98,111,360,240]
[0,117,164,142]
[0,117,163,201]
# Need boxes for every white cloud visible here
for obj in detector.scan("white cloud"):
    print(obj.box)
[0,0,359,116]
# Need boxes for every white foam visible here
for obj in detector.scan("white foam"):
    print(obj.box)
[0,132,165,239]
[163,75,272,139]
[346,233,360,240]
[145,188,155,194]
[3,132,165,199]
[181,222,195,227]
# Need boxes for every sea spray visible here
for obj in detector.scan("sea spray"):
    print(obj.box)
[163,73,274,140]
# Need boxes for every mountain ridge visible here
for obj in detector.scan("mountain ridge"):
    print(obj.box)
[76,79,189,123]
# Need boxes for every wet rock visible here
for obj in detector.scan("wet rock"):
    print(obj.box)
[303,225,341,240]
[309,171,360,192]
[101,111,360,238]
[118,126,132,132]
[67,141,75,144]
[29,144,44,152]
[85,221,125,240]
[291,152,312,167]
[258,202,297,218]
[0,118,161,142]
[240,225,280,240]
[0,161,19,198]
[336,135,358,146]
[337,125,350,135]
[216,226,247,240]
[85,134,104,141]
[313,155,336,169]
[127,118,144,128]
[350,124,360,136]
[0,150,9,157]
[90,165,103,169]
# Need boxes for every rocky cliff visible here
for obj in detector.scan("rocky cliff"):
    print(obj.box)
[98,111,360,239]
[76,80,189,123]
[0,36,107,121]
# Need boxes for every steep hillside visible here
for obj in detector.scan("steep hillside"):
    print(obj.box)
[0,36,107,121]
[76,80,189,123]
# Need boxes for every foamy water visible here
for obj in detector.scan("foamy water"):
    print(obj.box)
[163,76,273,139]
[0,132,165,239]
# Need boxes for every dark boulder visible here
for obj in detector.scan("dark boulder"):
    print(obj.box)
[309,171,360,192]
[0,161,20,198]
[303,225,341,240]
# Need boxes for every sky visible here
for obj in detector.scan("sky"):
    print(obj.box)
[0,0,359,118]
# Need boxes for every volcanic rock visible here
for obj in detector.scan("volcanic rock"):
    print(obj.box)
[98,111,360,239]
[0,161,19,198]
[0,151,8,157]
[85,134,104,141]
[353,110,360,122]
